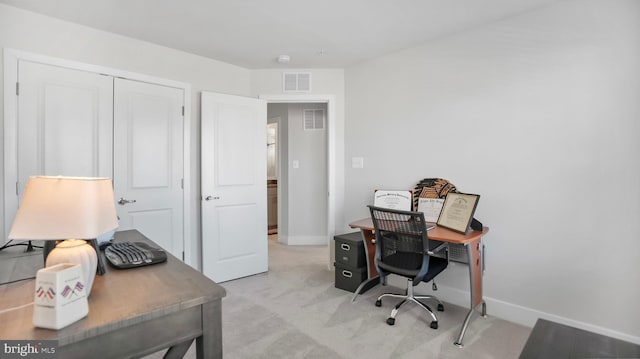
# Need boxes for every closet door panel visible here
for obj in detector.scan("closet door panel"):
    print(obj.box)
[128,94,171,188]
[6,60,113,240]
[113,78,184,259]
[18,61,113,183]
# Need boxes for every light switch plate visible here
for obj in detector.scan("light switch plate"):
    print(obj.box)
[352,157,364,169]
[292,160,299,169]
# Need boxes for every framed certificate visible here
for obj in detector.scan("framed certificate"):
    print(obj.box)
[437,192,480,233]
[373,190,412,211]
[417,197,444,222]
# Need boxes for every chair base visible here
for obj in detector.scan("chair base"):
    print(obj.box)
[376,279,444,329]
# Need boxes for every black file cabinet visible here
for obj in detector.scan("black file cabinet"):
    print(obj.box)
[334,232,367,292]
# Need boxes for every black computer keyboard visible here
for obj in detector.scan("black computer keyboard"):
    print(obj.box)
[104,241,167,269]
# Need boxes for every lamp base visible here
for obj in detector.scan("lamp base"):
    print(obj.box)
[46,239,98,296]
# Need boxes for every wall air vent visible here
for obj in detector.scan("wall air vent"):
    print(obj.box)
[303,109,325,130]
[283,72,311,93]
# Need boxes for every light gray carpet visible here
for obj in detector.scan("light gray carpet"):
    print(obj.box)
[147,239,531,358]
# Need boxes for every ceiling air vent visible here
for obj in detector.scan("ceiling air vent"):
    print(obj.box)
[283,72,311,93]
[303,109,324,130]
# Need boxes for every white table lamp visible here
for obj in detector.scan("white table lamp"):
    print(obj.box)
[8,176,119,296]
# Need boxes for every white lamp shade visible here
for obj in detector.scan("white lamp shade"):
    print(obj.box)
[8,176,119,240]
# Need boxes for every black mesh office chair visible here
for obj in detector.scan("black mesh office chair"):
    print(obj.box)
[369,205,448,329]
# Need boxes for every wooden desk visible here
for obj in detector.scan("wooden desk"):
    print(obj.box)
[0,230,226,358]
[349,218,489,348]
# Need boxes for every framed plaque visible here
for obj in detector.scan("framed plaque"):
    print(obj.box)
[437,192,480,233]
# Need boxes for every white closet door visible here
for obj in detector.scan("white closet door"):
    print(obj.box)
[18,61,114,180]
[201,92,267,282]
[113,78,184,259]
[12,60,113,227]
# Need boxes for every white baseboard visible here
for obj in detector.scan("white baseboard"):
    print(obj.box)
[425,284,640,345]
[287,235,326,246]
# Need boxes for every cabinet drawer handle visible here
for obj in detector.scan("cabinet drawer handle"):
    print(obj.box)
[341,243,350,251]
[342,270,352,278]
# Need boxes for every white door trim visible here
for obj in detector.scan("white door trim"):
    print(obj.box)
[259,94,336,268]
[2,48,192,266]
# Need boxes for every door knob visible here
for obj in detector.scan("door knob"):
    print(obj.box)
[204,195,220,201]
[118,197,137,205]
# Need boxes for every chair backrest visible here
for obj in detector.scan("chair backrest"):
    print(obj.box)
[368,205,431,282]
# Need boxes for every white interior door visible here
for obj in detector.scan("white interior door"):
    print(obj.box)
[201,92,267,283]
[9,60,113,233]
[113,78,184,259]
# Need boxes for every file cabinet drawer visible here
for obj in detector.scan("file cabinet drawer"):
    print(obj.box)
[334,232,365,268]
[334,263,367,293]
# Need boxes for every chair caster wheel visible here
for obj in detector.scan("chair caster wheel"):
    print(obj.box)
[386,317,395,326]
[430,321,438,329]
[437,304,444,312]
[375,300,382,307]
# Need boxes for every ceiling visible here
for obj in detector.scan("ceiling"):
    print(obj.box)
[0,0,559,69]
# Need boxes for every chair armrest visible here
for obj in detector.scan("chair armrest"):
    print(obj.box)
[427,240,448,256]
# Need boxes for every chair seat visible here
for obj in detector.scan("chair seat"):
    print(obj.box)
[378,255,448,284]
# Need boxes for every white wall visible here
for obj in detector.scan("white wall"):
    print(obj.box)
[0,4,252,269]
[345,0,640,343]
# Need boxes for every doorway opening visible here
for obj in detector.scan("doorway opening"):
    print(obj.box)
[264,100,331,250]
[261,94,336,269]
